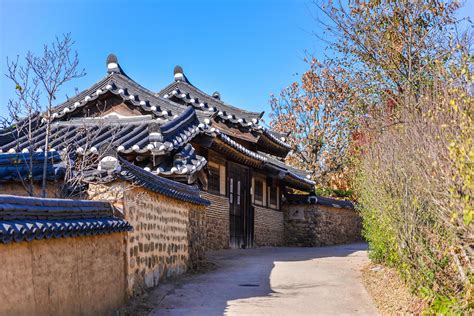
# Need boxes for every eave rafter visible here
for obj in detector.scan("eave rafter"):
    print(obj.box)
[261,129,291,150]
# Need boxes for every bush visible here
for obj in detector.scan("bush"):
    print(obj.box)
[354,84,473,311]
[309,0,473,312]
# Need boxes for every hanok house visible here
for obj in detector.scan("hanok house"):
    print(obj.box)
[0,54,316,251]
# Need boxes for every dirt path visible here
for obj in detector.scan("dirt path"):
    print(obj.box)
[143,243,377,315]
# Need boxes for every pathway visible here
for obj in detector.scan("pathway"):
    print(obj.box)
[150,243,377,315]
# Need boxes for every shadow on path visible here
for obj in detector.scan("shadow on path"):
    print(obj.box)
[148,243,376,316]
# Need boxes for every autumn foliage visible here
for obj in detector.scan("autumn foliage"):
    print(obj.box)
[271,0,473,312]
[270,59,355,192]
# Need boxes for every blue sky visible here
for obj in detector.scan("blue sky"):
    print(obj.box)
[1,0,473,122]
[0,0,322,122]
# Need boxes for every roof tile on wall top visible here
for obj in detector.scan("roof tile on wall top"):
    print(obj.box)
[0,194,132,244]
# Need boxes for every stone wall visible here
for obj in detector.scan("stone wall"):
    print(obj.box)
[254,206,284,246]
[187,206,207,270]
[0,234,126,316]
[123,187,204,296]
[88,182,206,297]
[201,191,230,250]
[284,204,362,247]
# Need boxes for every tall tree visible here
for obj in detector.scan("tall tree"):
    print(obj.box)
[272,0,472,311]
[270,58,355,191]
[295,0,472,311]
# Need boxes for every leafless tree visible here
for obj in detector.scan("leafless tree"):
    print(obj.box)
[3,33,86,197]
[56,118,132,199]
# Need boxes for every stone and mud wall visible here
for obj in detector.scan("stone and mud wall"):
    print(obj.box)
[0,234,126,316]
[124,187,189,295]
[187,206,207,270]
[284,204,362,247]
[88,182,206,297]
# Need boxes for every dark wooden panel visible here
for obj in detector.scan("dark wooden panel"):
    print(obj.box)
[227,161,253,248]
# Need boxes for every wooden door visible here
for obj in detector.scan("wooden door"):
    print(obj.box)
[228,162,252,248]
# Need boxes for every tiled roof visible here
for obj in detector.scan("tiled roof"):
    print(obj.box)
[203,127,313,189]
[47,72,211,125]
[51,72,187,121]
[0,152,65,182]
[0,114,42,147]
[118,158,210,206]
[262,128,291,150]
[266,129,289,140]
[285,194,354,209]
[159,81,293,154]
[0,194,132,244]
[154,106,210,153]
[0,56,313,192]
[0,107,208,156]
[160,80,262,124]
[0,108,209,183]
[258,151,315,187]
[256,129,291,158]
[162,85,262,129]
[0,117,151,155]
[213,130,268,163]
[151,143,207,177]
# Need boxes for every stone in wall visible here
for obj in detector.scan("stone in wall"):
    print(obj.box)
[88,182,207,297]
[187,207,207,270]
[124,187,190,296]
[0,182,61,198]
[284,204,362,247]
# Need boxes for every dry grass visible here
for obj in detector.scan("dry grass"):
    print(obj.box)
[361,263,427,315]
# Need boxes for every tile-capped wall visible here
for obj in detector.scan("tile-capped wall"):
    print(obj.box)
[88,182,206,297]
[124,187,189,295]
[0,234,126,316]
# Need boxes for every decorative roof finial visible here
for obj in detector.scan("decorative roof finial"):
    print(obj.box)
[174,65,184,81]
[106,54,120,73]
[212,91,221,100]
[98,156,121,173]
